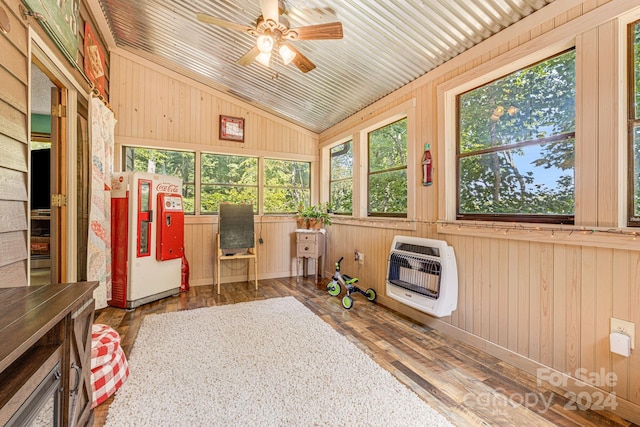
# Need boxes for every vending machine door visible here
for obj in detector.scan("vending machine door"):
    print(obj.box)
[156,193,184,261]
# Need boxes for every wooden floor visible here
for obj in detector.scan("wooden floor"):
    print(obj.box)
[93,278,637,427]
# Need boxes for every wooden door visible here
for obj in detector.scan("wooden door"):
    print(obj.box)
[50,86,67,283]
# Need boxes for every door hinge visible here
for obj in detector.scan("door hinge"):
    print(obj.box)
[51,104,66,117]
[51,194,67,207]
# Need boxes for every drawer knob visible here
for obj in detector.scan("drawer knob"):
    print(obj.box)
[305,246,309,250]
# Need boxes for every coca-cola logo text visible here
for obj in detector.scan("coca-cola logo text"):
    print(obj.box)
[156,183,180,193]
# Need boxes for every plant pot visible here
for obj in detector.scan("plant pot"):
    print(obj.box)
[309,219,323,230]
[296,218,306,229]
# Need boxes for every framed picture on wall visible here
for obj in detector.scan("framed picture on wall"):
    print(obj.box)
[219,115,245,142]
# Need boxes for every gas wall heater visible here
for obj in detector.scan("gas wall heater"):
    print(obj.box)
[386,236,458,318]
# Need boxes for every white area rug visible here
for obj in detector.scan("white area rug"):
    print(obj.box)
[105,297,453,427]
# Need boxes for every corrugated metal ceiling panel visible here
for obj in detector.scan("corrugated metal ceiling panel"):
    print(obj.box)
[98,0,555,133]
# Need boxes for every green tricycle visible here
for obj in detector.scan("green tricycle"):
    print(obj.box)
[326,256,377,309]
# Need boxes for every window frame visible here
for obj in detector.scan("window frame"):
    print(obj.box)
[454,49,576,224]
[199,152,258,215]
[123,146,196,215]
[262,157,311,214]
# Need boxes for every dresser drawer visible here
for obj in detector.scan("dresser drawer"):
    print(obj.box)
[296,232,319,243]
[297,242,319,257]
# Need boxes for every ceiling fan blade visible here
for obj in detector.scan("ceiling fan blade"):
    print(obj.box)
[237,45,261,66]
[285,22,343,40]
[196,13,253,32]
[286,45,316,73]
[260,0,280,24]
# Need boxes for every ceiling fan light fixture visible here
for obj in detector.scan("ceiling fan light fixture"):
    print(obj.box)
[279,44,296,65]
[256,51,272,66]
[256,34,274,53]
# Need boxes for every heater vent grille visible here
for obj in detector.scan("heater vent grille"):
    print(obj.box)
[386,236,458,317]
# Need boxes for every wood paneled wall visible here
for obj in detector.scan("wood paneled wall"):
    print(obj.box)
[109,50,319,286]
[320,0,640,422]
[0,0,30,287]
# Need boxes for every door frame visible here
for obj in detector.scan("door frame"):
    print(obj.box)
[30,28,87,284]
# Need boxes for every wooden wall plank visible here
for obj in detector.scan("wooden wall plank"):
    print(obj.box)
[0,231,27,268]
[0,260,27,288]
[611,249,630,400]
[0,67,27,114]
[0,32,28,85]
[0,100,27,143]
[596,19,618,227]
[0,166,27,201]
[529,242,542,362]
[0,201,27,233]
[0,134,27,172]
[580,246,597,376]
[575,28,599,226]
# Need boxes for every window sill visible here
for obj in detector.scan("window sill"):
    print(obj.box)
[331,216,417,231]
[437,221,639,251]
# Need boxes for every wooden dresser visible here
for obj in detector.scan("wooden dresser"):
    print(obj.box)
[0,282,98,427]
[295,229,326,281]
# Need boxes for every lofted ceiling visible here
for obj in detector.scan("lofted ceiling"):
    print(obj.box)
[97,0,556,133]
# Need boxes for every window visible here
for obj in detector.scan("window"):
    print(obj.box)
[263,159,310,213]
[329,141,353,214]
[457,49,576,223]
[124,147,195,214]
[629,21,640,226]
[368,118,407,216]
[200,154,258,214]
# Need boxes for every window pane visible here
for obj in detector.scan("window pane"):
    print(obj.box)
[264,159,310,213]
[263,188,310,213]
[330,179,352,214]
[369,118,407,173]
[460,50,575,154]
[459,140,574,215]
[634,126,640,217]
[201,154,257,185]
[632,23,640,224]
[368,118,407,216]
[200,154,257,213]
[124,147,195,214]
[330,142,353,180]
[634,22,640,119]
[201,185,258,214]
[457,50,575,221]
[330,141,353,213]
[369,170,407,215]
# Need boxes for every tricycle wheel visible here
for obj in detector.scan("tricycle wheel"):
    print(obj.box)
[342,295,353,309]
[327,281,341,297]
[365,288,377,302]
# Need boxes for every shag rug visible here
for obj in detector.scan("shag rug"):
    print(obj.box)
[105,297,453,427]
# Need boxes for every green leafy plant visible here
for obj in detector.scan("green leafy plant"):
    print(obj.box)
[296,203,332,228]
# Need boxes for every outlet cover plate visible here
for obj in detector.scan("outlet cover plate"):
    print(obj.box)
[611,318,635,350]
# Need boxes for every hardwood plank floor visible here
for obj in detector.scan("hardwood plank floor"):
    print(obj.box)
[92,278,637,427]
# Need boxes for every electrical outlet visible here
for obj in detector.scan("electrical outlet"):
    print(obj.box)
[611,318,635,350]
[357,252,364,265]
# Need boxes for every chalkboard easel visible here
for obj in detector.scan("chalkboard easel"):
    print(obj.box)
[218,204,255,250]
[216,204,258,295]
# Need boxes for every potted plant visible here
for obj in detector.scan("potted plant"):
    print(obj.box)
[307,202,332,229]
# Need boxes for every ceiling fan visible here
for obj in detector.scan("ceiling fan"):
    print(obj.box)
[197,0,343,73]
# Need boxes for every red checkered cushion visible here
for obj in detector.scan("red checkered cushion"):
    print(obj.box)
[91,344,129,408]
[91,324,121,369]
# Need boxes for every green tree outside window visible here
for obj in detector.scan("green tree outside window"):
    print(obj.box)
[457,49,576,222]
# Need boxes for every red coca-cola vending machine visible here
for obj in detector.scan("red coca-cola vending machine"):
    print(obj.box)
[109,171,184,309]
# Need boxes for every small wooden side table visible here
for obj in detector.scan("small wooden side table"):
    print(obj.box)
[295,229,326,282]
